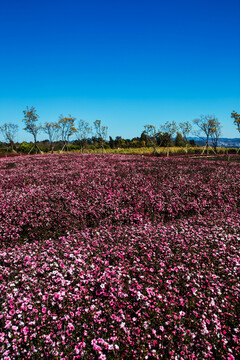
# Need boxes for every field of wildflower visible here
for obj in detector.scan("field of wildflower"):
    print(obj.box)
[0,154,239,359]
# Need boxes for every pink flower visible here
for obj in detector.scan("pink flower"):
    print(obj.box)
[5,320,11,329]
[67,322,75,331]
[21,326,29,336]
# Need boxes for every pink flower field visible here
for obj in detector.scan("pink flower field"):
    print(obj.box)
[0,154,239,359]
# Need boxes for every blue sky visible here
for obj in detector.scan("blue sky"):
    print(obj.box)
[0,0,239,142]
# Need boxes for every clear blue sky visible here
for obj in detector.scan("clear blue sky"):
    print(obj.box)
[0,0,239,142]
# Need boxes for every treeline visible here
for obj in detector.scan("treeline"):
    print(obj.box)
[0,135,196,154]
[0,107,239,154]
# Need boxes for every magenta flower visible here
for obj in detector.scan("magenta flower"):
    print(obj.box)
[0,154,239,359]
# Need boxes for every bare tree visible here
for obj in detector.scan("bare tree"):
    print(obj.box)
[0,123,18,152]
[231,110,240,153]
[76,119,92,153]
[94,120,108,153]
[42,122,60,153]
[23,106,42,154]
[58,115,77,151]
[210,119,221,151]
[160,121,178,157]
[179,121,192,153]
[143,125,159,155]
[193,115,218,155]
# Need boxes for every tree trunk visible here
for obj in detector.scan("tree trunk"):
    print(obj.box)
[206,137,209,155]
[153,144,159,156]
[61,142,67,152]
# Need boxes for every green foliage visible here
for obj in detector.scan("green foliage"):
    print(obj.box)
[157,132,173,147]
[104,143,110,149]
[174,132,186,147]
[189,139,196,146]
[18,142,34,153]
[67,143,80,150]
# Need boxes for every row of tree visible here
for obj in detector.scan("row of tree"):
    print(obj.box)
[142,116,223,156]
[0,107,240,154]
[0,107,109,154]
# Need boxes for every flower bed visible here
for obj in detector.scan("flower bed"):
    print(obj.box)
[0,154,239,359]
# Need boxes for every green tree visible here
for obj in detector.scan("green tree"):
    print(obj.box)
[189,139,196,146]
[174,132,186,147]
[23,106,42,154]
[109,136,115,149]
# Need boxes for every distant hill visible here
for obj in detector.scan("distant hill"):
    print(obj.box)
[189,137,240,148]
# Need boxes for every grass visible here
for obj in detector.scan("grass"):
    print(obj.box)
[64,146,239,156]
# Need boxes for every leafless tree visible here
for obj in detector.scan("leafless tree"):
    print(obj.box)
[42,122,60,153]
[160,121,178,157]
[76,119,92,153]
[231,110,240,153]
[210,119,221,151]
[179,121,192,153]
[143,125,159,155]
[94,120,108,153]
[193,115,218,155]
[58,115,77,151]
[0,123,18,152]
